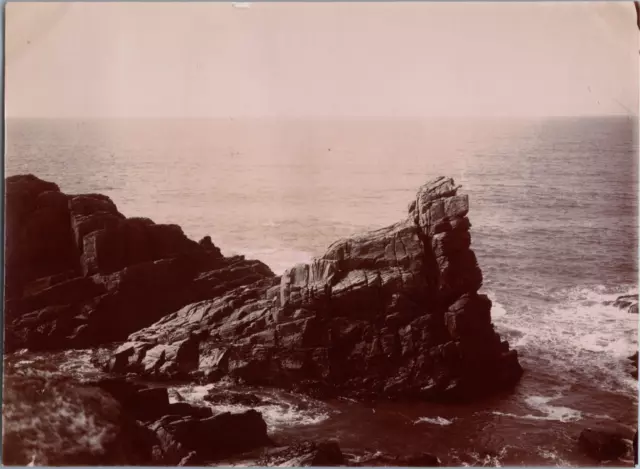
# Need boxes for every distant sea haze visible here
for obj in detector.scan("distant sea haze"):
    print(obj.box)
[5,115,638,465]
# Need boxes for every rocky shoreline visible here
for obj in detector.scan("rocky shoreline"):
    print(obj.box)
[4,174,635,466]
[5,175,522,399]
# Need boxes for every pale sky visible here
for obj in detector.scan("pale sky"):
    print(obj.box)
[5,1,639,118]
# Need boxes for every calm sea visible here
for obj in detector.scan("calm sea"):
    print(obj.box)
[4,116,638,465]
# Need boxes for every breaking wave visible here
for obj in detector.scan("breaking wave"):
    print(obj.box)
[492,395,582,423]
[414,416,454,426]
[169,383,331,431]
[489,284,638,395]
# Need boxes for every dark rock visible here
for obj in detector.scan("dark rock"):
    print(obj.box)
[5,176,79,301]
[628,352,638,379]
[396,453,441,466]
[199,235,222,257]
[110,177,521,400]
[4,175,274,352]
[256,441,345,467]
[309,441,345,466]
[609,294,639,314]
[92,378,170,421]
[150,409,271,464]
[137,387,171,420]
[578,428,629,461]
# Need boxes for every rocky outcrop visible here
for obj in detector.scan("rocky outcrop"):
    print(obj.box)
[609,294,639,314]
[106,177,522,400]
[4,175,275,353]
[628,352,638,379]
[5,175,521,399]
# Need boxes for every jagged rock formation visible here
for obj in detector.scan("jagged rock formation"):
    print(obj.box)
[4,174,275,352]
[106,176,522,400]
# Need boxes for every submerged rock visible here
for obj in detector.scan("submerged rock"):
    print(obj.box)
[607,294,638,314]
[109,177,522,400]
[627,352,638,379]
[578,428,630,462]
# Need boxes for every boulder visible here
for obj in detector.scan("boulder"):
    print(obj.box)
[578,428,629,462]
[93,378,171,421]
[150,409,271,464]
[92,378,216,424]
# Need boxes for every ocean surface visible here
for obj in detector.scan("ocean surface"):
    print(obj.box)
[4,116,639,466]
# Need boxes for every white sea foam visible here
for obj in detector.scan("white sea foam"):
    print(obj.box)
[489,284,638,395]
[414,416,454,426]
[211,402,330,430]
[3,377,123,465]
[492,394,582,422]
[524,395,583,422]
[169,383,217,404]
[537,448,573,467]
[488,295,508,319]
[467,447,509,467]
[169,383,331,431]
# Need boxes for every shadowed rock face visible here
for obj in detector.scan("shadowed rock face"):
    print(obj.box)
[4,174,275,352]
[108,176,523,400]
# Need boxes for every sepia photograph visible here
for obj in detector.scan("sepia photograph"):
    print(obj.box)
[3,1,639,466]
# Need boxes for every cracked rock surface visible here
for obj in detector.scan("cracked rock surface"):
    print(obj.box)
[5,174,522,400]
[4,174,275,352]
[105,176,523,400]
